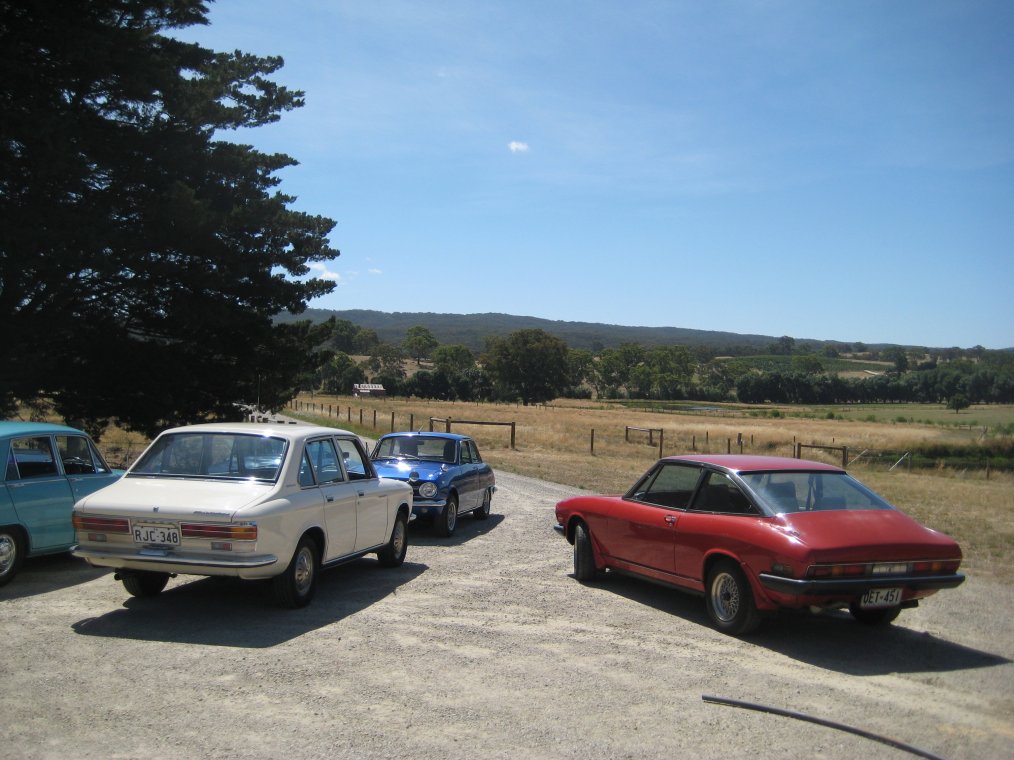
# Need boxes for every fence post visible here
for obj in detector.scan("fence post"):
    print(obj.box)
[591,429,595,455]
[359,409,363,425]
[659,429,664,459]
[390,411,395,432]
[510,422,516,449]
[372,410,377,428]
[410,413,414,430]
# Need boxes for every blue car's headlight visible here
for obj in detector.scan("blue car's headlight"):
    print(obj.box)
[418,482,438,499]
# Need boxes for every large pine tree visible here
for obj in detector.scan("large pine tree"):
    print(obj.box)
[0,0,337,435]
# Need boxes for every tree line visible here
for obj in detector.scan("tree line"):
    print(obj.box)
[314,321,1014,409]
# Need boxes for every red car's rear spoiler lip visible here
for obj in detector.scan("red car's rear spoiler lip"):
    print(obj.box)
[759,572,966,595]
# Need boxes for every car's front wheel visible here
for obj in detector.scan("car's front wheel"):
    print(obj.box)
[122,571,170,598]
[849,602,902,626]
[434,494,458,537]
[573,521,597,582]
[377,512,409,567]
[705,560,761,635]
[473,489,492,520]
[274,535,319,608]
[0,528,24,587]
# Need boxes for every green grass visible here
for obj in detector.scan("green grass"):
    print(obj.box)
[827,403,1014,431]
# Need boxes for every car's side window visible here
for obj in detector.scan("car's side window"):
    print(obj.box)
[304,439,344,485]
[633,463,701,509]
[460,442,474,464]
[690,472,754,514]
[56,435,109,475]
[298,450,317,487]
[335,437,373,481]
[9,436,59,479]
[468,442,483,463]
[441,439,457,463]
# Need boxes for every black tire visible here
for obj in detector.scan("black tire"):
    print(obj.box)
[573,522,597,582]
[849,603,902,626]
[273,535,319,608]
[434,494,458,537]
[122,571,170,598]
[377,512,409,567]
[473,489,492,520]
[0,528,25,587]
[705,560,761,635]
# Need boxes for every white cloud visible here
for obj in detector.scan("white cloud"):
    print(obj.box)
[369,268,383,275]
[309,262,342,282]
[508,141,530,154]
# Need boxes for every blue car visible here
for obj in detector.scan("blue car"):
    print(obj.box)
[371,432,496,537]
[1,421,123,585]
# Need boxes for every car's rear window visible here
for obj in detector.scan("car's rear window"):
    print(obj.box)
[373,436,456,463]
[129,433,287,482]
[739,471,894,514]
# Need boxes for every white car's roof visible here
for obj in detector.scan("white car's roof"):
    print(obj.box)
[157,422,358,441]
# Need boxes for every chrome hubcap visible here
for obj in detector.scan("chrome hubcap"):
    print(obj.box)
[294,546,314,594]
[711,572,740,622]
[447,501,457,530]
[392,520,406,556]
[0,535,15,575]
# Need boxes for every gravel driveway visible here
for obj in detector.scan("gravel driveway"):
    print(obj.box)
[2,469,1011,759]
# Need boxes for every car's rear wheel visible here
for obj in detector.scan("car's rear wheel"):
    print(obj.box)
[473,489,492,520]
[122,571,170,598]
[849,602,902,626]
[573,522,597,582]
[434,494,458,537]
[273,535,319,608]
[377,512,409,567]
[0,528,24,587]
[705,560,761,635]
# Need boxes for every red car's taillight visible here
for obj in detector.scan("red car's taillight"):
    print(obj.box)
[911,559,962,574]
[808,559,961,579]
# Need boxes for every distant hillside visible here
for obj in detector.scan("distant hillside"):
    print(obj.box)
[279,309,851,354]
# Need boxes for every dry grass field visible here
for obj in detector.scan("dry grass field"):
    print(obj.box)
[294,394,1014,582]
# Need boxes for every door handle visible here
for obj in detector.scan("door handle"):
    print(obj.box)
[357,491,365,497]
[326,495,334,502]
[664,515,677,525]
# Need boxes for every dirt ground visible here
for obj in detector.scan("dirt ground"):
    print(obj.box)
[2,469,1012,760]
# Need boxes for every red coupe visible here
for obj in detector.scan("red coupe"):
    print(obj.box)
[554,454,964,635]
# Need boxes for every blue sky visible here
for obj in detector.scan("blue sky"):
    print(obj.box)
[176,1,1013,349]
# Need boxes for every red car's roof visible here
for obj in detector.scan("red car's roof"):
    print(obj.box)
[662,454,844,473]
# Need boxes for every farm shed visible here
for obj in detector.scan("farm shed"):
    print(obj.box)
[353,383,386,398]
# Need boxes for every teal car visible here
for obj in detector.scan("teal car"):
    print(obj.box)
[1,422,122,586]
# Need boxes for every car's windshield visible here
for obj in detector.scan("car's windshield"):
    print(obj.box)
[739,471,894,514]
[373,436,456,463]
[129,433,287,482]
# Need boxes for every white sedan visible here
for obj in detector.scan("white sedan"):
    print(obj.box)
[72,423,413,607]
